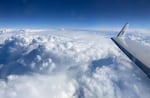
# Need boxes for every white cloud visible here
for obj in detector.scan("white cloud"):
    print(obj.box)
[0,29,149,98]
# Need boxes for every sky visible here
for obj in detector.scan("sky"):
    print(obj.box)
[0,0,150,29]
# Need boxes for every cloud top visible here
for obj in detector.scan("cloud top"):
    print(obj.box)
[0,29,149,98]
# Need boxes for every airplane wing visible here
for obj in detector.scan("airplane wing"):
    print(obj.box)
[111,23,150,78]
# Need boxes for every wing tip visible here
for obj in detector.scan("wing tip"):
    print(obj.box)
[117,23,129,37]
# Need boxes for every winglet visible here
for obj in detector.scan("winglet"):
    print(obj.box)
[117,23,129,37]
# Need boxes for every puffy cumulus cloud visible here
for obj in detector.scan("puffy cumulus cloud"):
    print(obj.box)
[0,74,77,98]
[0,29,149,98]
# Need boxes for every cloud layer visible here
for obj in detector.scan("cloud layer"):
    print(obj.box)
[0,29,149,98]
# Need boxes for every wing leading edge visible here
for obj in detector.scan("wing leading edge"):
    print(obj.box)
[111,23,150,78]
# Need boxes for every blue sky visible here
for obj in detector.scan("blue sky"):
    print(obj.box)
[0,0,150,29]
